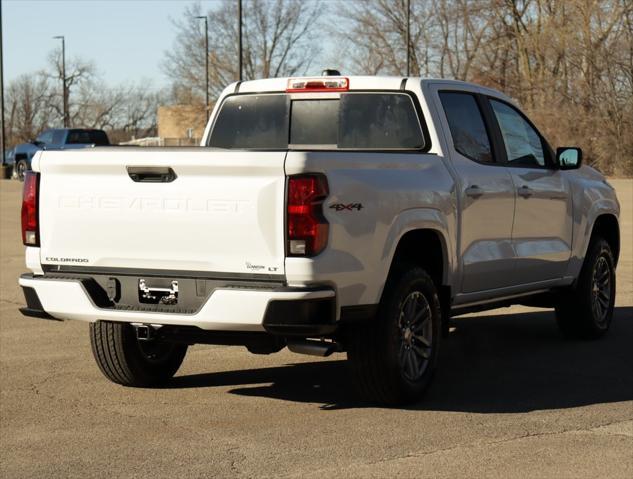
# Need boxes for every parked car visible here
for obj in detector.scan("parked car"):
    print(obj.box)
[3,147,15,164]
[18,76,620,405]
[3,148,15,176]
[10,128,110,180]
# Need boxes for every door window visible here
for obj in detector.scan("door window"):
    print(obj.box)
[52,130,66,146]
[490,100,546,167]
[36,130,54,144]
[439,92,493,163]
[66,130,110,145]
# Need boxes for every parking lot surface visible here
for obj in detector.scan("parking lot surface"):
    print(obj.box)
[1,179,632,478]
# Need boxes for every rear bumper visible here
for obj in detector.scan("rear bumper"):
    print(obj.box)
[18,273,337,335]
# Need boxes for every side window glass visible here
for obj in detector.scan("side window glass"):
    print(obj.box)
[52,130,65,145]
[439,92,493,163]
[36,130,54,144]
[490,100,545,167]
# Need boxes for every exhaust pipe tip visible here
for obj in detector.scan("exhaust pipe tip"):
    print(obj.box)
[286,339,341,357]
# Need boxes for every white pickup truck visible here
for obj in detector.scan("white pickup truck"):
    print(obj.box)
[19,75,620,405]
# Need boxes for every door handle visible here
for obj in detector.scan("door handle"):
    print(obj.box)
[518,185,533,198]
[465,185,484,198]
[548,192,568,200]
[127,166,177,183]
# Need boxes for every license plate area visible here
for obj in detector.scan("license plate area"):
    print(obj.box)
[139,278,179,305]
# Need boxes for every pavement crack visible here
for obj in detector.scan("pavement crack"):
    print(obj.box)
[282,419,633,478]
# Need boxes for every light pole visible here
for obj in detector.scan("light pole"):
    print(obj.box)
[238,0,243,81]
[406,0,410,76]
[195,15,209,121]
[0,0,5,164]
[53,35,68,127]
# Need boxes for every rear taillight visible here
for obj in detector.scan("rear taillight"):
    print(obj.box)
[21,171,40,246]
[287,175,329,256]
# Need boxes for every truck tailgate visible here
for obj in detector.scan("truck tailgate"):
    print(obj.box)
[36,149,287,278]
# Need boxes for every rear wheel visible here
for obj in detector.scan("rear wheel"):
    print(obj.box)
[346,267,441,405]
[89,321,187,387]
[555,238,616,339]
[15,160,28,182]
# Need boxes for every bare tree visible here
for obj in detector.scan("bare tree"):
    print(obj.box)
[46,48,96,127]
[434,0,496,80]
[66,79,158,134]
[334,0,633,175]
[5,74,53,146]
[163,0,323,102]
[4,50,161,148]
[333,0,436,76]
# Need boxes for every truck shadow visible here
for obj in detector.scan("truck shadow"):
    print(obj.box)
[168,307,633,412]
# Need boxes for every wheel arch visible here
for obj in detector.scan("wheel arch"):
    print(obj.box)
[386,228,449,287]
[590,214,620,265]
[377,225,454,345]
[380,206,454,288]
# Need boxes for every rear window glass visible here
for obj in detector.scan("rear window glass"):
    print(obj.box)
[339,94,423,149]
[290,100,338,146]
[208,92,425,150]
[66,130,109,146]
[208,94,288,149]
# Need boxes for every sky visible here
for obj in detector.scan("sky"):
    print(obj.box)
[2,0,224,90]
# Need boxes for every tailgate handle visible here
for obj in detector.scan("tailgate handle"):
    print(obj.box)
[127,166,177,183]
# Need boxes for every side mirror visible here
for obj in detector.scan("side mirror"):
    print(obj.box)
[556,147,582,170]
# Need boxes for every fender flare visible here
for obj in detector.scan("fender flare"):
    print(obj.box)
[380,207,454,290]
[567,198,620,279]
[582,199,619,257]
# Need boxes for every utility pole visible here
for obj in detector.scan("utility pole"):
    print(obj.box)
[0,0,6,164]
[195,15,209,121]
[406,0,410,77]
[238,0,243,81]
[53,36,68,127]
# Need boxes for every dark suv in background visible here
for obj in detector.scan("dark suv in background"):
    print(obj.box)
[10,128,110,181]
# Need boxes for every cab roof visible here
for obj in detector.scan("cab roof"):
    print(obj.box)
[224,76,510,102]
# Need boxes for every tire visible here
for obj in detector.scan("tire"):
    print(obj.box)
[15,160,28,182]
[555,238,616,339]
[89,321,187,387]
[346,267,442,405]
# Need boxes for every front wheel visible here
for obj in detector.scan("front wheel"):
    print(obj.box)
[555,238,616,339]
[346,267,441,405]
[89,321,187,387]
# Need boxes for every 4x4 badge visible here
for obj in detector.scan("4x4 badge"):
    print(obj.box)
[329,203,363,211]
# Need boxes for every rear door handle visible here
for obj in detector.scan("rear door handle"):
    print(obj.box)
[465,185,484,198]
[518,185,533,198]
[127,166,177,183]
